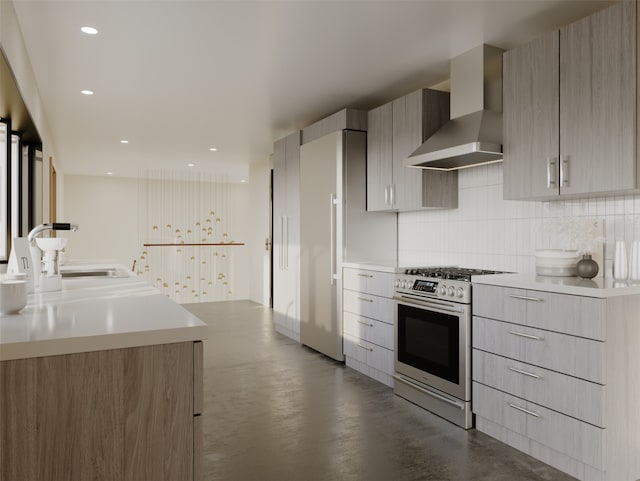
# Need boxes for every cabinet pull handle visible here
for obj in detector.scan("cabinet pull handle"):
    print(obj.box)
[357,297,374,303]
[329,193,336,285]
[357,320,373,327]
[508,366,541,379]
[279,216,284,269]
[358,344,373,351]
[390,184,396,206]
[509,330,543,341]
[560,155,569,187]
[509,294,542,302]
[284,216,289,270]
[384,186,389,205]
[509,403,540,418]
[547,157,557,189]
[357,273,374,278]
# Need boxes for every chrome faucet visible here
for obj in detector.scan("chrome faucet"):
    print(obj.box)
[28,223,80,244]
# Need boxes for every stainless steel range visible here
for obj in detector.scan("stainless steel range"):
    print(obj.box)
[392,267,503,429]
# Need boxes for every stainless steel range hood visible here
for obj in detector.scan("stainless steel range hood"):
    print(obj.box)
[406,45,504,171]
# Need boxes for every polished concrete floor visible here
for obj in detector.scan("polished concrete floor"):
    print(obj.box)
[183,300,576,481]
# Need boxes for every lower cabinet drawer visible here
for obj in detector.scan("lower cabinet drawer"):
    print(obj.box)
[343,311,393,350]
[473,349,604,427]
[473,382,604,470]
[343,333,394,375]
[473,316,604,384]
[343,289,394,323]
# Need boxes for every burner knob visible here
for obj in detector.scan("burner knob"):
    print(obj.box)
[404,280,412,289]
[456,287,464,298]
[394,279,400,288]
[438,285,447,296]
[447,286,456,297]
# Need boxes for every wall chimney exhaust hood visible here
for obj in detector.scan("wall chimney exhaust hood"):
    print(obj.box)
[405,44,504,171]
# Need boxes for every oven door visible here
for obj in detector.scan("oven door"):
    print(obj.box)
[394,295,471,401]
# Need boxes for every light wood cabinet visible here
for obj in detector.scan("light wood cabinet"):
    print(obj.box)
[342,267,395,386]
[0,341,203,481]
[504,1,639,200]
[472,283,640,481]
[367,89,458,212]
[272,131,301,341]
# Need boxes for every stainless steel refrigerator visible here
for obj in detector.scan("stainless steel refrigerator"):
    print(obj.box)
[299,129,397,361]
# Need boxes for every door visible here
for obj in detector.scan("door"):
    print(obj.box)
[503,31,560,200]
[299,131,343,361]
[559,1,636,196]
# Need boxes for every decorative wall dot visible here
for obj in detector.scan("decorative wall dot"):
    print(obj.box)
[175,282,180,286]
[216,218,221,222]
[186,275,191,280]
[208,282,213,287]
[200,277,205,281]
[195,222,201,227]
[163,282,168,288]
[201,238,207,241]
[190,256,196,261]
[177,249,182,253]
[202,260,207,264]
[202,291,207,295]
[152,225,158,231]
[183,284,188,289]
[206,218,211,223]
[175,228,181,233]
[166,224,172,228]
[210,210,215,215]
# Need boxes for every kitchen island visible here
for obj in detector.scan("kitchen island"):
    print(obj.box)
[0,271,207,481]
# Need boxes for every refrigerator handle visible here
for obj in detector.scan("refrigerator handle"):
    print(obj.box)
[329,193,336,285]
[284,216,289,270]
[279,216,284,270]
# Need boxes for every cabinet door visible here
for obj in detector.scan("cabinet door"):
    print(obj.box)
[503,31,560,200]
[392,90,424,211]
[367,102,393,211]
[559,1,636,196]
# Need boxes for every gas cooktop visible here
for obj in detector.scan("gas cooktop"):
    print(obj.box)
[401,266,505,282]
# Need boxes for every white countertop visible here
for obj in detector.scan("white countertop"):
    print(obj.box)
[0,267,208,361]
[472,272,640,298]
[342,261,399,273]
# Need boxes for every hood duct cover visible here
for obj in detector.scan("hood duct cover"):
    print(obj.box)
[406,45,504,171]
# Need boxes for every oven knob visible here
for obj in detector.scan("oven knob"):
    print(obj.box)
[447,286,456,297]
[456,287,464,298]
[394,279,400,288]
[438,285,447,296]
[403,280,412,289]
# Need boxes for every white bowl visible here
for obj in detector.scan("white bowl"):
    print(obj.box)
[0,280,27,315]
[36,237,68,252]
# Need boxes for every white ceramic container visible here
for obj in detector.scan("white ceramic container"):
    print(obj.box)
[0,280,27,315]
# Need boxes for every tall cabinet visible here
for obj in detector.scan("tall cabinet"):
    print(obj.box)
[503,1,638,200]
[367,88,458,212]
[273,131,301,341]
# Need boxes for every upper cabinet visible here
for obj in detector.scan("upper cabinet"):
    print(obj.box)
[367,88,458,212]
[503,1,638,200]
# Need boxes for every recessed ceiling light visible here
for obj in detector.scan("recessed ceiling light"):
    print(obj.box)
[81,26,99,35]
[240,179,247,183]
[81,90,94,95]
[209,147,217,152]
[107,172,113,176]
[120,140,129,144]
[187,163,195,167]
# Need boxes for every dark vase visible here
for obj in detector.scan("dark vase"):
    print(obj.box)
[577,254,599,279]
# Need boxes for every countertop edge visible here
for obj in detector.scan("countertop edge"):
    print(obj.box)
[472,273,640,298]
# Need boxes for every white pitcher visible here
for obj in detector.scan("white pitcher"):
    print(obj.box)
[613,240,628,281]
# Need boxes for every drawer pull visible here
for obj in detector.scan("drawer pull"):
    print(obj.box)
[357,273,374,278]
[509,403,540,418]
[357,320,373,327]
[358,344,373,352]
[508,366,541,379]
[509,294,542,302]
[509,330,543,341]
[357,297,374,303]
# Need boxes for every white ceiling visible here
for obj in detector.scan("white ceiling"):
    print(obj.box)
[10,0,612,181]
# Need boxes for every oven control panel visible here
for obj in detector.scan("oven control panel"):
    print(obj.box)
[394,275,471,303]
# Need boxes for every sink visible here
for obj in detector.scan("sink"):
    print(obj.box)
[60,267,130,278]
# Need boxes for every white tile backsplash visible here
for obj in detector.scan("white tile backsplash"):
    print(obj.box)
[398,163,640,276]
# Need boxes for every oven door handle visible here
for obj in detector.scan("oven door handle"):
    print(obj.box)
[394,295,465,314]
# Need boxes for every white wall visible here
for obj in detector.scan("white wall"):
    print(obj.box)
[398,163,640,277]
[64,174,251,302]
[248,156,272,305]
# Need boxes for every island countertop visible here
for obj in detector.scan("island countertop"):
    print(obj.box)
[0,273,208,361]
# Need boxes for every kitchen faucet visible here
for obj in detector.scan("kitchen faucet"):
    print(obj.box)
[27,223,79,291]
[27,222,80,244]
